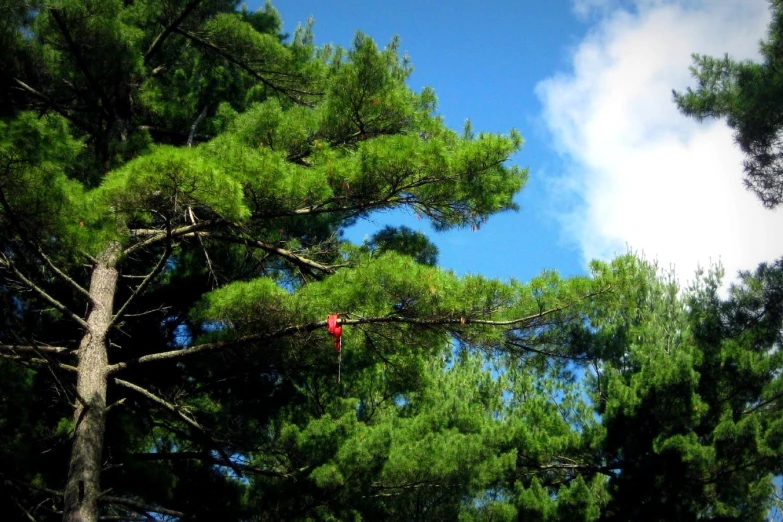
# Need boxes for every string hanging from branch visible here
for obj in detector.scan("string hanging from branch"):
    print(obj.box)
[327,314,342,382]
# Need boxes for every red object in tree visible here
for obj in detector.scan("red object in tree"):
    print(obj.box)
[327,314,342,352]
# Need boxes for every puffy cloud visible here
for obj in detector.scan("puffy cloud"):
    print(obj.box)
[538,0,782,285]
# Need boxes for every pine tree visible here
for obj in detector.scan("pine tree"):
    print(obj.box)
[0,2,615,520]
[674,0,783,208]
[4,2,780,521]
[504,259,783,522]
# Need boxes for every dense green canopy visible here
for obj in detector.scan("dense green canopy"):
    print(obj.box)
[0,1,781,521]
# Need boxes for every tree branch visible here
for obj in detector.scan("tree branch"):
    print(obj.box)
[112,377,204,431]
[144,0,204,66]
[111,230,172,327]
[0,254,90,330]
[12,78,93,133]
[0,344,70,355]
[0,472,183,520]
[124,219,223,257]
[743,390,783,415]
[172,28,322,103]
[0,187,92,303]
[112,377,245,478]
[35,245,93,303]
[107,305,573,373]
[503,340,590,360]
[263,176,450,220]
[187,105,209,147]
[101,496,184,518]
[196,232,337,274]
[128,451,296,478]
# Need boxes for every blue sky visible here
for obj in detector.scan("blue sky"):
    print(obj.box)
[257,0,782,285]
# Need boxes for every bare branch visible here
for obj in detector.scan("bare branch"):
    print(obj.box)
[197,232,337,274]
[101,496,184,518]
[144,0,205,66]
[35,245,93,303]
[10,494,38,522]
[0,344,70,355]
[11,78,93,132]
[188,207,217,286]
[0,187,91,303]
[744,390,783,415]
[188,105,209,147]
[0,472,64,497]
[105,397,127,413]
[124,219,223,257]
[122,306,171,318]
[0,254,90,330]
[111,230,172,327]
[0,350,78,375]
[113,377,205,432]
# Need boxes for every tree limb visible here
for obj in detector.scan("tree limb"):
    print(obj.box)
[113,377,205,432]
[124,219,223,257]
[172,28,322,103]
[128,451,296,478]
[12,78,93,133]
[195,232,337,274]
[743,390,783,415]
[144,0,205,66]
[100,496,184,518]
[112,377,245,478]
[35,245,93,303]
[503,340,591,360]
[111,229,172,327]
[0,344,70,355]
[0,187,92,303]
[107,305,575,373]
[188,105,209,147]
[0,254,90,330]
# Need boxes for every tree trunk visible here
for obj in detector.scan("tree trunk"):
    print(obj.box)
[63,243,120,522]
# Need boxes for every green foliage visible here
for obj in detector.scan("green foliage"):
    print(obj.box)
[0,1,780,521]
[674,0,783,207]
[367,225,439,266]
[99,145,251,223]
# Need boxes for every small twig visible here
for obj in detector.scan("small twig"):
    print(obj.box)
[34,245,93,303]
[111,228,172,328]
[106,397,127,413]
[122,306,171,318]
[188,207,217,287]
[197,232,336,274]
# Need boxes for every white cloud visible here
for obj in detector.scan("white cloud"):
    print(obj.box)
[538,0,783,286]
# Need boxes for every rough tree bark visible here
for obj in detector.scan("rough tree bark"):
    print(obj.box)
[62,243,120,522]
